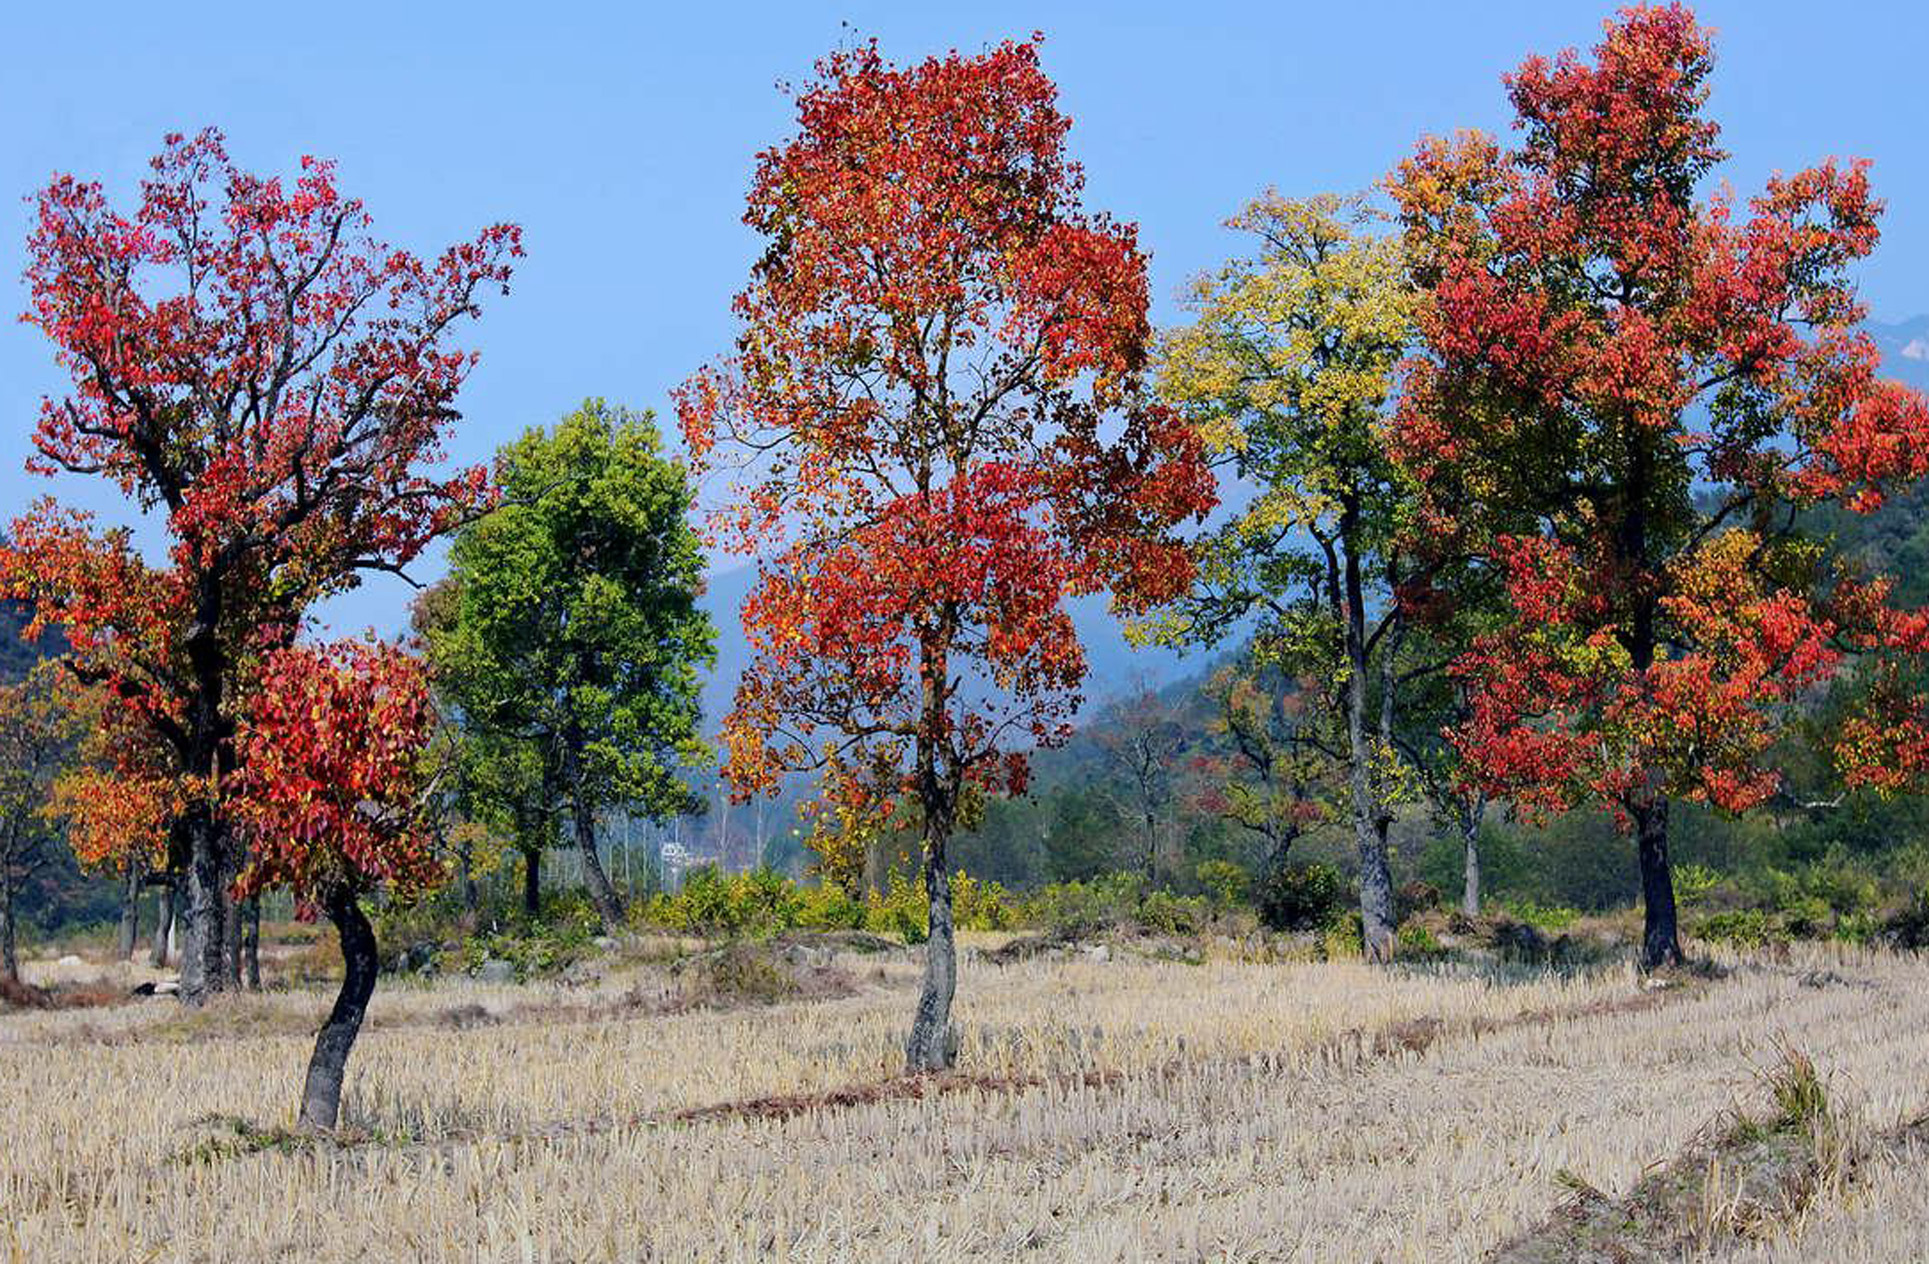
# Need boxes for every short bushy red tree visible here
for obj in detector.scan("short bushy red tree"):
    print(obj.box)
[233,637,439,1131]
[1389,5,1929,966]
[679,39,1213,1070]
[1,130,519,1001]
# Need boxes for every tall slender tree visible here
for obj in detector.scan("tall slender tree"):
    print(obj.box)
[1,130,519,1002]
[678,39,1213,1070]
[1151,192,1417,959]
[1389,4,1929,967]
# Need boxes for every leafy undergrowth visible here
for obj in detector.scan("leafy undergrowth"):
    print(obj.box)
[1489,1045,1856,1262]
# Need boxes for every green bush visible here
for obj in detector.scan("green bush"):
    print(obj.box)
[951,872,1015,931]
[1195,860,1249,911]
[1397,921,1446,959]
[634,866,1012,944]
[1494,898,1582,932]
[453,892,602,980]
[1139,890,1208,937]
[1322,910,1365,959]
[1254,861,1349,932]
[1693,908,1784,948]
[1833,910,1881,945]
[794,883,866,931]
[864,872,928,943]
[1020,872,1147,935]
[1673,863,1722,908]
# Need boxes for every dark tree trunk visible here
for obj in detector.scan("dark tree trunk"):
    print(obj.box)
[905,818,957,1072]
[905,630,958,1074]
[241,896,261,990]
[521,844,542,918]
[178,572,240,1004]
[298,887,379,1131]
[567,743,623,928]
[1143,810,1158,887]
[117,859,144,960]
[1,879,17,983]
[177,811,234,1005]
[1635,798,1682,970]
[151,879,174,968]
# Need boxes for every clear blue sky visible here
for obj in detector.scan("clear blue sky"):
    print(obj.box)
[4,0,1925,634]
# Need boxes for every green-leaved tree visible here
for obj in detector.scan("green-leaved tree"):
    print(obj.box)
[425,400,715,928]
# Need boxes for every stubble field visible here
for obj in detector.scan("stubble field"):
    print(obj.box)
[3,936,1928,1262]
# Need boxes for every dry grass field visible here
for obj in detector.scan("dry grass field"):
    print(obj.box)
[3,935,1928,1262]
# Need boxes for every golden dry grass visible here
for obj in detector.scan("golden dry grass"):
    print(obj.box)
[2,938,1927,1262]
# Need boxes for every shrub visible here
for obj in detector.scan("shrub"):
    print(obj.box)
[1020,873,1146,936]
[1139,890,1208,937]
[794,883,866,930]
[1885,891,1929,952]
[951,872,1015,931]
[662,866,740,934]
[1693,908,1783,948]
[633,867,1010,943]
[453,898,600,980]
[1832,910,1880,946]
[864,872,928,943]
[1254,861,1349,932]
[1672,863,1722,908]
[687,942,797,1005]
[1777,894,1834,940]
[1396,921,1446,959]
[1322,910,1364,959]
[1195,860,1249,911]
[1495,898,1582,933]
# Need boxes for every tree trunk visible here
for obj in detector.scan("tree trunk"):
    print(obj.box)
[117,859,143,960]
[224,871,244,988]
[1143,810,1158,887]
[520,844,541,918]
[241,896,261,990]
[1348,723,1395,959]
[177,811,233,1005]
[151,880,174,968]
[1635,798,1682,970]
[905,820,957,1072]
[1460,795,1483,919]
[1337,526,1395,963]
[1,880,17,983]
[568,745,624,928]
[905,626,958,1074]
[298,887,379,1132]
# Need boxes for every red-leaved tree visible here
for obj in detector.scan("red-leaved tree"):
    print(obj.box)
[678,39,1214,1070]
[0,130,518,1001]
[1389,4,1929,967]
[233,638,438,1130]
